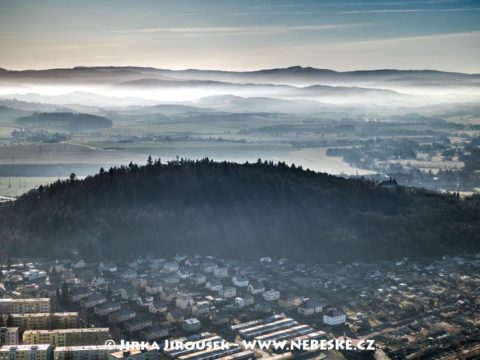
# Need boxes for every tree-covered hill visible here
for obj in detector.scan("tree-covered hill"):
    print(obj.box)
[15,112,113,133]
[1,159,479,261]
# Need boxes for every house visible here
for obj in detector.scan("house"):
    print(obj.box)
[145,281,163,295]
[81,293,107,309]
[263,289,280,301]
[126,317,152,333]
[178,269,194,279]
[192,301,210,317]
[243,294,254,306]
[109,308,136,323]
[109,283,127,297]
[260,257,272,264]
[191,274,206,285]
[137,295,154,307]
[161,288,177,302]
[140,325,169,341]
[232,274,249,288]
[297,299,324,316]
[131,277,148,287]
[176,296,193,310]
[70,288,91,302]
[73,260,86,269]
[323,309,346,325]
[120,269,137,280]
[202,262,218,274]
[145,282,163,295]
[166,309,184,323]
[210,311,229,325]
[182,318,201,332]
[163,262,179,273]
[184,257,201,268]
[119,287,140,302]
[94,302,121,316]
[23,270,47,281]
[235,297,245,309]
[279,295,302,309]
[99,261,117,273]
[92,276,108,288]
[206,279,222,292]
[148,301,168,314]
[164,274,180,285]
[248,281,265,295]
[149,258,166,270]
[220,287,236,299]
[213,267,228,278]
[254,300,272,313]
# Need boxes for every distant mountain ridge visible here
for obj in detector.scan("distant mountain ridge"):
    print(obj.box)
[1,66,478,86]
[1,66,478,106]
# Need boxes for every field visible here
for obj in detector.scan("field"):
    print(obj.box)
[0,176,67,198]
[0,142,145,164]
[0,139,369,197]
[85,140,368,174]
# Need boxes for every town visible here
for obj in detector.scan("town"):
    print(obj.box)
[1,253,479,360]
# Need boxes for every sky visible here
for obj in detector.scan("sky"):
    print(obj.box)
[0,0,479,72]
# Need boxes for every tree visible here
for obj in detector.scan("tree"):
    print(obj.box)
[7,256,12,271]
[147,155,153,166]
[69,173,77,182]
[61,282,69,307]
[6,315,13,327]
[56,288,61,302]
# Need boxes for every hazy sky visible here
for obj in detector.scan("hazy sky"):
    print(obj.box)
[1,0,479,72]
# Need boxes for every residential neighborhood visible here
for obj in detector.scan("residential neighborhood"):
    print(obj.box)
[1,253,480,359]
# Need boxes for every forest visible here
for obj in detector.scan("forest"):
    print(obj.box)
[0,159,479,262]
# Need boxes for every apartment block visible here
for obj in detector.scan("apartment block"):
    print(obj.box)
[0,344,53,360]
[54,345,120,360]
[0,299,51,314]
[108,349,158,360]
[11,313,78,330]
[0,328,19,346]
[23,328,109,347]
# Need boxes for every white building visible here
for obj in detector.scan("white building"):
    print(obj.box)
[206,280,222,292]
[191,274,206,285]
[220,287,236,298]
[232,274,249,287]
[178,269,194,279]
[202,262,218,274]
[297,299,324,316]
[234,298,245,309]
[99,261,117,273]
[213,267,228,278]
[192,301,210,316]
[323,309,346,325]
[248,281,265,295]
[163,262,179,273]
[182,318,201,332]
[263,289,280,301]
[175,296,193,310]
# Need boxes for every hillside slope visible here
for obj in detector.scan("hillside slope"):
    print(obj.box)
[15,112,113,132]
[1,159,479,261]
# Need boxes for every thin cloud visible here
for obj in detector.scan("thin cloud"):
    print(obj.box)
[342,7,480,14]
[122,23,371,37]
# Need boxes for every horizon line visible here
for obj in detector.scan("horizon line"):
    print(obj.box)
[0,65,478,75]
